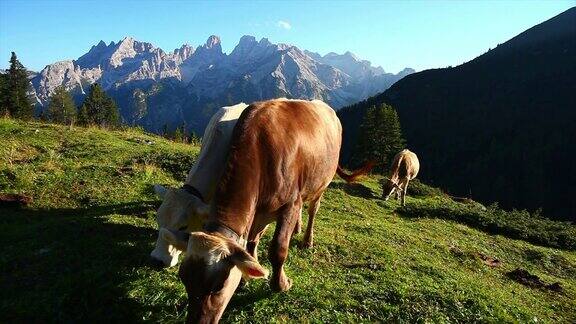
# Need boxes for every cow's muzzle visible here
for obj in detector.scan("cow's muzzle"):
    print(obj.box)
[150,256,168,269]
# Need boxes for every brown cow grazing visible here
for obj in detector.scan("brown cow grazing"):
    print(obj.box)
[382,149,420,206]
[162,98,372,323]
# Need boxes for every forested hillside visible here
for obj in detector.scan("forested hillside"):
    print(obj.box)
[339,7,576,220]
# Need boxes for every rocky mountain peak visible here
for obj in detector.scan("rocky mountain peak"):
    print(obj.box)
[303,50,322,61]
[343,51,359,61]
[204,35,221,49]
[192,35,224,59]
[239,35,257,45]
[230,35,276,62]
[173,44,195,60]
[259,38,272,46]
[231,35,258,53]
[398,67,416,75]
[119,36,135,45]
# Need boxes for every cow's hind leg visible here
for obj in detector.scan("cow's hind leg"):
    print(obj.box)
[301,192,323,249]
[269,200,301,292]
[401,179,410,206]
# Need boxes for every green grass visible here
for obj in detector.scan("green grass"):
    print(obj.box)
[1,118,575,323]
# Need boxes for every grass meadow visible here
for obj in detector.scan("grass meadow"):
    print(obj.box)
[1,118,574,322]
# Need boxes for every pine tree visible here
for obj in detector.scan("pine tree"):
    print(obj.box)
[188,130,201,146]
[353,103,405,173]
[47,86,76,125]
[77,105,89,126]
[162,124,168,137]
[6,52,34,119]
[0,73,8,116]
[104,96,120,127]
[173,124,184,143]
[78,83,120,127]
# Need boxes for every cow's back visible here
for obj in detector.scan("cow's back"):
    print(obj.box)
[395,149,420,180]
[223,99,341,210]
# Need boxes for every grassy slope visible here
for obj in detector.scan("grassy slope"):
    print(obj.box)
[1,118,574,323]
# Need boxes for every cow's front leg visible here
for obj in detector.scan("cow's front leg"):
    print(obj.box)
[247,224,268,261]
[239,225,269,289]
[293,205,303,236]
[269,200,301,292]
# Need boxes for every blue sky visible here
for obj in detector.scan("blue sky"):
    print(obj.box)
[0,0,573,73]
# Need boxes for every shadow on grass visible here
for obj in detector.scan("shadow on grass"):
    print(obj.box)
[329,182,380,200]
[0,202,164,322]
[227,283,273,313]
[0,201,289,322]
[396,203,576,251]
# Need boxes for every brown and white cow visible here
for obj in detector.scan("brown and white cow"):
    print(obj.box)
[150,103,249,267]
[382,149,420,206]
[150,101,371,268]
[163,98,372,323]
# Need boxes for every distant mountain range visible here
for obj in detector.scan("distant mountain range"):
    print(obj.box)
[338,7,576,220]
[28,35,413,133]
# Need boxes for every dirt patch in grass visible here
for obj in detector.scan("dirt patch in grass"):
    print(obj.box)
[506,268,563,292]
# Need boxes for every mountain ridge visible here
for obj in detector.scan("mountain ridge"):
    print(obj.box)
[29,35,413,134]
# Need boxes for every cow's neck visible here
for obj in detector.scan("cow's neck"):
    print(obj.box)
[184,169,221,203]
[184,148,229,203]
[184,116,238,203]
[210,141,260,239]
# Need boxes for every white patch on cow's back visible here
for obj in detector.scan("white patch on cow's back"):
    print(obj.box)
[185,103,249,199]
[188,102,248,176]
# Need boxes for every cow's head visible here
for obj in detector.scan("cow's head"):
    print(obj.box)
[162,230,268,323]
[382,178,403,201]
[150,184,209,268]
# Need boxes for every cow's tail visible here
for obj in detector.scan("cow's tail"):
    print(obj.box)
[336,161,376,183]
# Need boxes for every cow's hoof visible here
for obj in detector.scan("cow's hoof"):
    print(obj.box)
[271,275,293,292]
[299,238,313,249]
[293,220,302,235]
[294,225,302,235]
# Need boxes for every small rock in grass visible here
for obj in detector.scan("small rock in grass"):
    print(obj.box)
[0,193,33,207]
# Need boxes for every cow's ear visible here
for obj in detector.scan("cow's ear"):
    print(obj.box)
[229,246,268,279]
[160,228,190,251]
[195,201,210,219]
[154,184,168,199]
[185,194,210,220]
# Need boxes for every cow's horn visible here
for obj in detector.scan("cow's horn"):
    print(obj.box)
[189,195,210,219]
[154,184,168,199]
[160,228,190,250]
